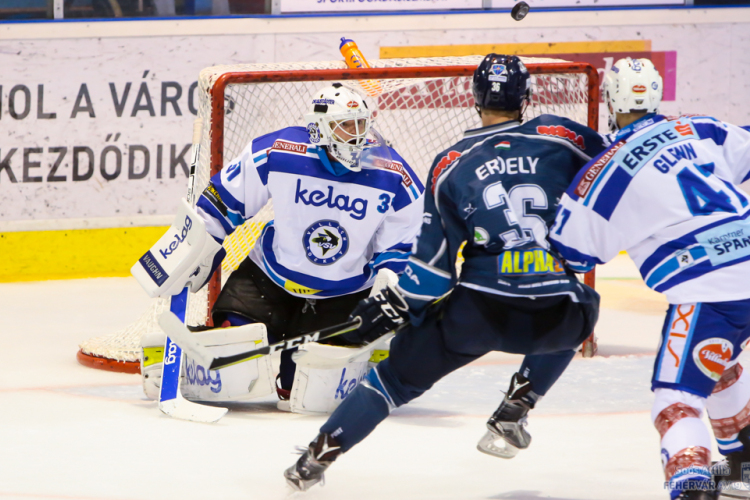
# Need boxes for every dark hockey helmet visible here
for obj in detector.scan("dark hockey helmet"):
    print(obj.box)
[472,54,531,112]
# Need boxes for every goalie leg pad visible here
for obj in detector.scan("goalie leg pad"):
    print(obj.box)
[181,324,274,402]
[288,351,371,415]
[140,324,274,402]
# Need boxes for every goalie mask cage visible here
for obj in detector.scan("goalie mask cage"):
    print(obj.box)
[76,55,600,374]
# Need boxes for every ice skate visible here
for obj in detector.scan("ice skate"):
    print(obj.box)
[712,428,750,499]
[284,433,341,491]
[477,373,539,459]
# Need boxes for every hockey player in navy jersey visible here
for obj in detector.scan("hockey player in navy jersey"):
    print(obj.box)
[283,54,609,491]
[135,83,424,407]
[550,58,750,500]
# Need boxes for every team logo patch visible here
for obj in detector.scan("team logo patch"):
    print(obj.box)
[632,84,647,93]
[346,100,359,108]
[693,338,733,381]
[474,227,489,245]
[488,64,508,83]
[741,337,750,351]
[307,123,321,143]
[652,82,659,90]
[303,220,349,266]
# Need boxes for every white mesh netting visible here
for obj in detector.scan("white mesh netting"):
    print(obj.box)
[78,55,593,367]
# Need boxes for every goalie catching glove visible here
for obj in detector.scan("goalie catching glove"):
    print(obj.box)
[343,284,408,344]
[131,198,225,298]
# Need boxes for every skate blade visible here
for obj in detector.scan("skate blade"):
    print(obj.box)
[476,430,520,459]
[284,465,323,492]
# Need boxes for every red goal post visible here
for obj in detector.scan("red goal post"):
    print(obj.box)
[76,56,600,373]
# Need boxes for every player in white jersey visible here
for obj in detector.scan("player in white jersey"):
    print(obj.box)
[550,57,750,500]
[135,83,424,407]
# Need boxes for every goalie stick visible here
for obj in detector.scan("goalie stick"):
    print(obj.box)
[157,119,228,424]
[159,311,362,371]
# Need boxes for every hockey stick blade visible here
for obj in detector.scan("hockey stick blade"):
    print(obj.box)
[208,317,363,371]
[158,311,214,367]
[159,394,227,424]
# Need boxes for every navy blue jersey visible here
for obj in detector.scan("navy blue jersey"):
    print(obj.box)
[396,114,609,317]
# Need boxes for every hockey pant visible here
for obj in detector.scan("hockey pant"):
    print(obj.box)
[321,284,598,452]
[651,298,750,497]
[213,258,370,390]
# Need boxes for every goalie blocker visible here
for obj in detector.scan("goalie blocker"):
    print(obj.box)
[131,198,225,298]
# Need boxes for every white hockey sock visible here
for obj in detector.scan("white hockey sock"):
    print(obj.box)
[707,359,750,455]
[652,388,712,486]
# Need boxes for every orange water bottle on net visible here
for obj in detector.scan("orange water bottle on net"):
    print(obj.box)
[339,37,382,97]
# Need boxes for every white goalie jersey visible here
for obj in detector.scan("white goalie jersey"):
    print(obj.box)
[550,114,750,305]
[196,126,425,298]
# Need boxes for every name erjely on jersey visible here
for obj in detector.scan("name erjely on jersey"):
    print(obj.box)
[475,157,540,179]
[294,179,368,220]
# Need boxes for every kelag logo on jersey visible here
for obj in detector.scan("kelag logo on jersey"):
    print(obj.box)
[295,179,368,220]
[303,220,349,265]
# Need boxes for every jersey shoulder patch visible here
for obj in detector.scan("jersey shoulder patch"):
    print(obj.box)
[252,126,309,155]
[370,156,417,189]
[526,115,589,151]
[430,145,467,194]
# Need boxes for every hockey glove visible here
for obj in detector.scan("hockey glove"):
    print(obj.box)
[343,285,409,344]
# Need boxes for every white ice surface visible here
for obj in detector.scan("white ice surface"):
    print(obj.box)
[0,260,718,500]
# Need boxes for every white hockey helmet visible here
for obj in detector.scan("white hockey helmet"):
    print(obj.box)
[303,83,372,171]
[603,57,663,131]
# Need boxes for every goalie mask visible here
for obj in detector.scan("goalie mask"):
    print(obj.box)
[603,57,663,131]
[304,83,372,171]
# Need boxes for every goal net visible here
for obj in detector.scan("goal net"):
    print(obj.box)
[77,55,600,373]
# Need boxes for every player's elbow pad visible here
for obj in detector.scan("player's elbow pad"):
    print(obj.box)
[131,198,225,298]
